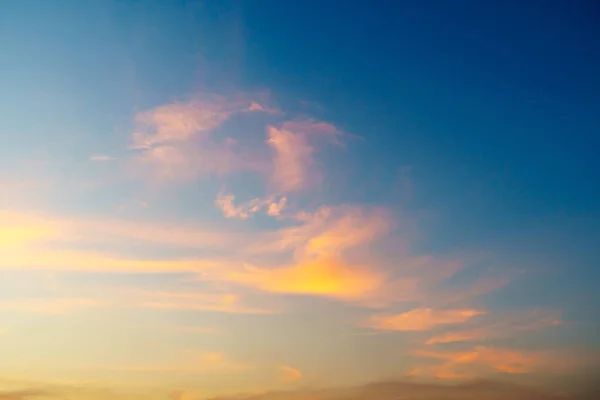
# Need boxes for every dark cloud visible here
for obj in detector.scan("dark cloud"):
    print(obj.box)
[208,379,566,400]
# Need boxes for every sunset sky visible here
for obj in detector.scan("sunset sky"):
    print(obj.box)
[1,1,599,399]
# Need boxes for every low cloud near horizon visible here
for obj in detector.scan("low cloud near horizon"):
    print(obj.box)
[2,378,599,400]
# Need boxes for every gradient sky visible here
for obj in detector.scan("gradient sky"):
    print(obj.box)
[1,1,599,399]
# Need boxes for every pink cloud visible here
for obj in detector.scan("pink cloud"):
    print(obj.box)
[267,120,342,192]
[128,95,270,184]
[365,308,485,331]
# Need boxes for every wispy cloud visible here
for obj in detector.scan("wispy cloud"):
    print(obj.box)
[218,206,392,301]
[3,80,585,398]
[0,210,237,250]
[278,365,302,383]
[0,297,108,314]
[128,95,270,183]
[89,154,116,162]
[167,325,220,334]
[245,205,391,257]
[267,120,341,192]
[0,248,223,273]
[0,286,274,315]
[425,309,562,345]
[108,349,249,374]
[117,288,274,314]
[365,308,485,331]
[410,346,592,379]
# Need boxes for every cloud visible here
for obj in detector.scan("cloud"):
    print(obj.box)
[130,98,231,149]
[109,350,248,374]
[89,154,115,161]
[365,308,485,331]
[0,210,248,274]
[0,297,108,314]
[0,391,47,400]
[0,210,237,250]
[246,101,280,114]
[210,205,399,302]
[0,211,63,249]
[118,288,274,314]
[0,248,223,273]
[172,391,198,400]
[167,325,220,334]
[128,95,269,183]
[0,287,274,315]
[215,193,287,220]
[278,365,302,383]
[205,379,566,400]
[410,346,589,379]
[267,120,341,192]
[226,256,382,299]
[266,197,287,217]
[246,206,390,257]
[425,309,562,345]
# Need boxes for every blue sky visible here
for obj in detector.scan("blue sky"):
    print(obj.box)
[0,1,599,399]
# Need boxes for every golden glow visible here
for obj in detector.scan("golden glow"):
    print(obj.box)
[227,256,382,298]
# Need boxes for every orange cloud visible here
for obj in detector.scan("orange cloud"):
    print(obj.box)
[267,120,341,192]
[185,350,248,372]
[410,346,585,379]
[246,206,390,257]
[172,391,198,400]
[279,365,302,383]
[216,206,437,304]
[227,256,382,299]
[425,309,562,345]
[365,308,484,331]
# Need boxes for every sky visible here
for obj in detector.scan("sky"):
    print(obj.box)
[1,1,599,399]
